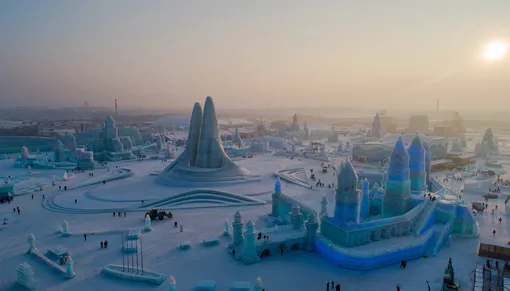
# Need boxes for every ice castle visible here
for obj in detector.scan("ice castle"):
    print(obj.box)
[159,97,261,186]
[255,135,479,270]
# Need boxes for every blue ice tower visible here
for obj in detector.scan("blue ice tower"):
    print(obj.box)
[360,178,370,219]
[408,134,426,193]
[334,161,361,224]
[423,141,432,189]
[382,136,411,217]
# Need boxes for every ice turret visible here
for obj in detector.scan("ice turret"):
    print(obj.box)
[423,141,432,187]
[186,102,203,166]
[290,203,302,230]
[68,135,77,152]
[382,136,411,217]
[242,220,261,264]
[408,134,426,193]
[360,178,370,218]
[232,211,244,246]
[334,161,361,223]
[54,140,65,163]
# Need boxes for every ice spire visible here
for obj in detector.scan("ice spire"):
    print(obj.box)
[371,113,384,139]
[360,178,370,218]
[186,102,203,167]
[195,97,228,168]
[408,134,426,192]
[382,136,411,217]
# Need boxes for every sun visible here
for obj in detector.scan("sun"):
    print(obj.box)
[483,42,507,61]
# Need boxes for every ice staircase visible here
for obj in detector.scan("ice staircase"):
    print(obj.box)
[413,199,438,236]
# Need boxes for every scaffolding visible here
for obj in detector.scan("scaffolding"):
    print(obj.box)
[121,231,144,274]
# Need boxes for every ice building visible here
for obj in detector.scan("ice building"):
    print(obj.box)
[475,128,499,157]
[159,97,260,186]
[266,136,478,270]
[232,126,243,147]
[81,116,136,161]
[367,113,384,140]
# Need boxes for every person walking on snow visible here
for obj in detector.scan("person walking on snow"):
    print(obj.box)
[84,233,87,241]
[100,241,103,248]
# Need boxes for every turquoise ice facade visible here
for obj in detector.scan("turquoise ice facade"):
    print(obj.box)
[382,136,411,217]
[408,135,426,193]
[334,162,361,223]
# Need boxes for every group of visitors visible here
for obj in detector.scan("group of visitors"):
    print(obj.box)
[113,212,127,217]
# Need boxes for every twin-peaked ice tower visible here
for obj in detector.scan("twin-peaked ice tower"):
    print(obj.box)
[159,97,260,186]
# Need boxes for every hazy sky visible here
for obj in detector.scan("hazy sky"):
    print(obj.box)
[1,1,509,110]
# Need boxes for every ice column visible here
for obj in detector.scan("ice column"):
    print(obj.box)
[360,178,370,218]
[65,255,75,278]
[290,203,302,230]
[241,220,261,264]
[144,214,152,231]
[232,211,244,246]
[254,277,263,291]
[168,276,176,291]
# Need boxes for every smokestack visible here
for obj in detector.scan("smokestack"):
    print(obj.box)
[115,99,118,118]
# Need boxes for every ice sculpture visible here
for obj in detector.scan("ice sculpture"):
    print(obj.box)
[304,212,319,252]
[408,135,426,193]
[223,219,230,236]
[61,220,70,237]
[27,234,36,253]
[52,176,57,186]
[17,262,38,290]
[334,161,361,223]
[241,220,261,264]
[144,214,152,231]
[254,277,263,291]
[21,146,29,160]
[159,97,259,186]
[63,171,68,181]
[27,165,32,174]
[382,136,411,217]
[168,276,176,291]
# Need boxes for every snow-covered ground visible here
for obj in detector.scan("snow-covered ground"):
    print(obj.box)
[0,150,509,291]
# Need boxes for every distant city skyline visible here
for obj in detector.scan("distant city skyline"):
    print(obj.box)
[1,1,509,111]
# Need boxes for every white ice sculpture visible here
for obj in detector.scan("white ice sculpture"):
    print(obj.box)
[61,220,70,237]
[65,255,75,278]
[17,262,38,290]
[144,214,152,231]
[254,277,263,291]
[27,234,36,253]
[52,176,56,186]
[27,165,32,174]
[63,172,68,181]
[168,276,176,291]
[223,219,230,236]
